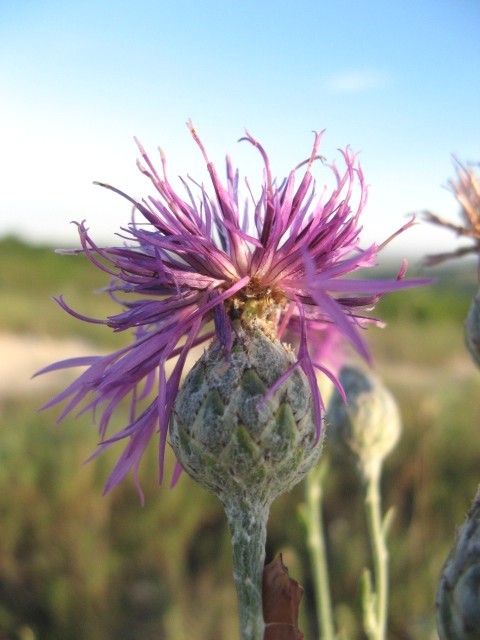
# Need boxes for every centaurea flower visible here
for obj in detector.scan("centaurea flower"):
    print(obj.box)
[38,123,424,499]
[422,159,480,365]
[423,158,480,266]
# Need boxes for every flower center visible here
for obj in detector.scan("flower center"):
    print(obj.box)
[226,277,287,331]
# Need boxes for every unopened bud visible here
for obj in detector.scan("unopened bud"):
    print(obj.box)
[465,289,480,368]
[327,365,401,481]
[170,320,323,507]
[436,487,480,640]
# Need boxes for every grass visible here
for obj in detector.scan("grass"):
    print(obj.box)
[0,235,126,345]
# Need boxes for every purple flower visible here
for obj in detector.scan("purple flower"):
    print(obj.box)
[38,123,426,498]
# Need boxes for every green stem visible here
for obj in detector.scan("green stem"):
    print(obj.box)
[364,464,388,640]
[304,462,336,640]
[224,497,270,640]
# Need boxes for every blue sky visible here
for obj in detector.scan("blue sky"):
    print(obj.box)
[1,0,479,261]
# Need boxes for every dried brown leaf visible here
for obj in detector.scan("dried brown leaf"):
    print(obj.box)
[262,553,304,640]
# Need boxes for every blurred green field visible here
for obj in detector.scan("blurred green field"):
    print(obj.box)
[0,235,479,640]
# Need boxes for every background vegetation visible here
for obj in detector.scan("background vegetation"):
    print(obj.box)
[0,236,478,639]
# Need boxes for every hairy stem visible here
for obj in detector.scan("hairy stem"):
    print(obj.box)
[364,464,389,640]
[224,496,270,640]
[304,462,336,640]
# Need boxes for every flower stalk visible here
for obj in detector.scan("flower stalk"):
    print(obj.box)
[362,464,389,640]
[302,460,336,640]
[224,497,270,640]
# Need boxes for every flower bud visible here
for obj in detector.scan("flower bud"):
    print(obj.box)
[465,288,480,368]
[327,365,401,481]
[436,487,480,640]
[170,320,323,507]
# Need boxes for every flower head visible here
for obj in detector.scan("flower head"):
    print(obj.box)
[436,486,480,640]
[328,365,401,482]
[465,288,480,368]
[423,158,480,267]
[38,123,425,498]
